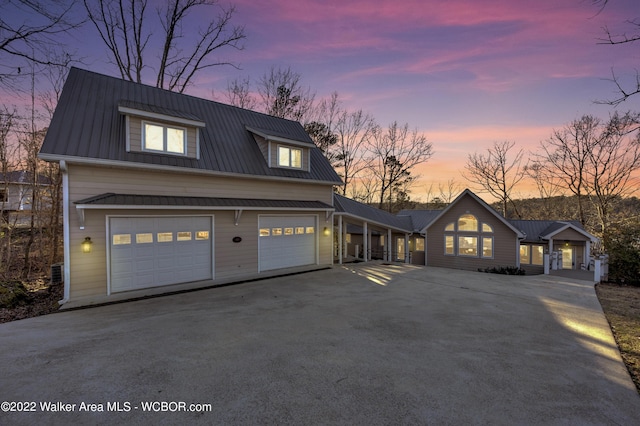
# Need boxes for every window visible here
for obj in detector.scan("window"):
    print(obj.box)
[196,231,209,240]
[260,228,270,237]
[458,236,478,256]
[482,237,493,258]
[482,223,493,233]
[284,227,294,235]
[177,232,192,241]
[445,235,455,255]
[278,146,302,168]
[113,234,131,245]
[143,122,186,155]
[445,222,455,231]
[520,245,530,264]
[0,189,6,202]
[272,228,283,236]
[415,238,425,251]
[305,227,314,234]
[158,232,173,242]
[136,233,153,244]
[458,214,478,231]
[295,227,305,235]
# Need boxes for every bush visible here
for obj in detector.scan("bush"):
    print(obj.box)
[0,281,30,308]
[480,266,526,275]
[606,223,640,286]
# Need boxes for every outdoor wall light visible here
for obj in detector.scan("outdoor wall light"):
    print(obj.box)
[82,237,93,253]
[323,227,330,236]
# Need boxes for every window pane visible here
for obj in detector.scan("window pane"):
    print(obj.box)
[445,235,454,255]
[482,237,493,258]
[520,245,530,264]
[284,227,294,235]
[291,148,302,168]
[113,234,131,245]
[144,123,164,151]
[346,233,351,243]
[445,222,454,231]
[196,231,209,240]
[167,127,185,154]
[458,236,478,256]
[272,228,282,236]
[177,231,192,241]
[415,238,425,251]
[136,233,153,244]
[305,227,314,234]
[158,232,173,242]
[458,214,478,232]
[295,227,304,235]
[532,245,544,265]
[260,228,270,237]
[482,223,493,233]
[278,146,290,167]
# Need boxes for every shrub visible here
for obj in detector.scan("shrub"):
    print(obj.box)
[606,223,640,286]
[0,281,29,308]
[480,266,526,275]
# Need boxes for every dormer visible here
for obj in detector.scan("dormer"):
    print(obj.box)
[119,101,206,160]
[246,126,314,172]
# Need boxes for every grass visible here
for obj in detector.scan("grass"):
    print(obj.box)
[595,283,640,394]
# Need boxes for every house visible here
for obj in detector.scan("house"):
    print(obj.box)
[38,68,342,307]
[1,171,52,226]
[338,189,598,274]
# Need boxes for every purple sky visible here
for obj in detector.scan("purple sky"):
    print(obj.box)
[6,0,640,199]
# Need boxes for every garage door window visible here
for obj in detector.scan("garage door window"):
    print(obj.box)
[260,228,270,236]
[177,231,192,241]
[196,231,209,240]
[272,228,282,236]
[284,227,294,235]
[113,234,131,245]
[158,232,173,242]
[306,227,314,234]
[136,233,153,244]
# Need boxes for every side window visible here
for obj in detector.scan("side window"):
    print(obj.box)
[277,146,302,168]
[143,121,186,155]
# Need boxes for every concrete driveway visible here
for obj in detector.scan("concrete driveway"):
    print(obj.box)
[1,263,639,425]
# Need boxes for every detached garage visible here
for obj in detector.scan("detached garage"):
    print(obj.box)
[108,216,214,293]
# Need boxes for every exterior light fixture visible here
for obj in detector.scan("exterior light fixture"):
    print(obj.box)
[323,227,330,236]
[82,237,93,253]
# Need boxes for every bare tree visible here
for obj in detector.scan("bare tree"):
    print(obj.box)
[424,179,462,208]
[524,160,565,218]
[593,0,640,105]
[0,0,80,89]
[84,0,245,93]
[464,141,526,218]
[367,122,433,212]
[333,109,375,196]
[225,76,256,110]
[257,66,315,121]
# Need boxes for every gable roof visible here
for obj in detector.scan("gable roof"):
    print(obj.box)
[0,171,52,185]
[422,189,525,238]
[39,68,342,185]
[333,193,413,232]
[509,219,597,243]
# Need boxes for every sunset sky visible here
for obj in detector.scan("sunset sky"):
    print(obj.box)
[5,0,640,200]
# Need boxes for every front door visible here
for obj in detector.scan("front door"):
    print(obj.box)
[561,247,574,269]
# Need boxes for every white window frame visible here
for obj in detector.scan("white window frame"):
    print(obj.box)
[142,120,187,155]
[277,145,303,169]
[482,236,494,259]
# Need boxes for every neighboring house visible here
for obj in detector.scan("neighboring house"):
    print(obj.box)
[39,68,342,307]
[0,171,52,226]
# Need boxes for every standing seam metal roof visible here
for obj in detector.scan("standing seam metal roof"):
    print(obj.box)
[40,68,342,184]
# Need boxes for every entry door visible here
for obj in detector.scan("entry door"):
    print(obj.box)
[561,247,574,269]
[397,237,405,261]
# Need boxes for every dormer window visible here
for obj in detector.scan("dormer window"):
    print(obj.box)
[278,145,302,169]
[143,122,186,155]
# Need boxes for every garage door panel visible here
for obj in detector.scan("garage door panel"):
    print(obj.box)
[110,216,213,293]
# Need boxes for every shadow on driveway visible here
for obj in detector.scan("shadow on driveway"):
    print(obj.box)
[1,263,639,425]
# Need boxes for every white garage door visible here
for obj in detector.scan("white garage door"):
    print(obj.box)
[259,216,317,271]
[109,216,213,293]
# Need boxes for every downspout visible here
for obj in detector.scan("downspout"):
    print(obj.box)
[59,160,70,305]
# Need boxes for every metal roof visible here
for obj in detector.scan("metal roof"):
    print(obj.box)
[333,193,413,232]
[74,193,333,210]
[0,171,52,185]
[508,219,595,243]
[40,68,342,184]
[397,209,442,232]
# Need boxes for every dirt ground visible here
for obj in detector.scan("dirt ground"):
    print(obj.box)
[595,282,640,394]
[0,278,63,323]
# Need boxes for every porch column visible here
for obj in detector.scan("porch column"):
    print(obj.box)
[548,239,554,270]
[387,229,392,262]
[585,240,591,270]
[338,215,343,265]
[363,221,368,262]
